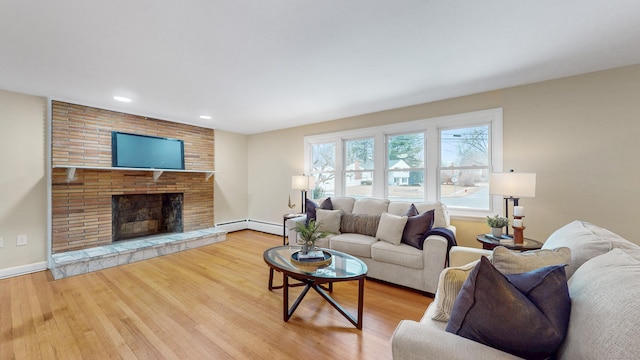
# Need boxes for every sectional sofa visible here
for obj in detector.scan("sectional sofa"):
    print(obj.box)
[391,220,640,359]
[286,196,456,295]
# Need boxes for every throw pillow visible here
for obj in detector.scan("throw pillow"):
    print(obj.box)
[401,209,435,249]
[431,260,479,322]
[492,246,571,274]
[315,209,342,234]
[305,197,333,224]
[404,203,419,217]
[446,257,571,360]
[375,212,408,246]
[340,213,380,237]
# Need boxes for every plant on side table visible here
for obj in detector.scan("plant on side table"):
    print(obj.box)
[486,215,509,237]
[293,219,328,254]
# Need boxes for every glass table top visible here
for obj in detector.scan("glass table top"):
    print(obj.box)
[264,246,368,279]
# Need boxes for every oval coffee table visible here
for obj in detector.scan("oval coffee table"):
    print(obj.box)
[263,246,368,329]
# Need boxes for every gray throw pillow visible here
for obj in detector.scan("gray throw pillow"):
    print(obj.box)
[340,213,380,237]
[446,256,571,360]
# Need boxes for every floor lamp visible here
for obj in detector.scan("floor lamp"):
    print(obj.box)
[292,175,315,213]
[489,171,536,237]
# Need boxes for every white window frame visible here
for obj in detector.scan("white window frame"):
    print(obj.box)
[303,108,503,218]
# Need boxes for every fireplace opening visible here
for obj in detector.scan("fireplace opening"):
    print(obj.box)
[112,193,184,241]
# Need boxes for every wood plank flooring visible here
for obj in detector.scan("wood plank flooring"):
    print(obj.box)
[0,230,432,359]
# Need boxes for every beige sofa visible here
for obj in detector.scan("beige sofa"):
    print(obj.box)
[391,220,640,359]
[286,197,456,295]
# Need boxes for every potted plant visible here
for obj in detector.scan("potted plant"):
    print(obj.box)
[486,215,509,237]
[293,219,328,253]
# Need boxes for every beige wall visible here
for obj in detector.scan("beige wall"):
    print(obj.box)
[214,130,249,224]
[1,63,639,273]
[0,90,48,270]
[247,64,640,247]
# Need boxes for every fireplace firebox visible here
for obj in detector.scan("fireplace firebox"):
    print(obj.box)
[112,193,184,241]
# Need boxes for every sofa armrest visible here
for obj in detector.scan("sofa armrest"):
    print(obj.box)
[285,216,307,245]
[421,234,449,294]
[449,246,492,267]
[391,320,522,360]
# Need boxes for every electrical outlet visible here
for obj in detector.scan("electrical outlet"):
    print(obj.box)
[0,237,3,248]
[17,235,27,246]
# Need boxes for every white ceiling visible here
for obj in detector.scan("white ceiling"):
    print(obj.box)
[2,1,640,135]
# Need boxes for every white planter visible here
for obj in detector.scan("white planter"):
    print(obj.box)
[491,227,503,237]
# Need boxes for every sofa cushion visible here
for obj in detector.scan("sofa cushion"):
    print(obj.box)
[558,248,640,360]
[316,209,342,234]
[340,213,380,237]
[371,241,423,269]
[541,220,636,277]
[329,196,356,214]
[305,197,333,223]
[492,246,571,274]
[401,209,435,250]
[387,201,449,228]
[352,198,390,216]
[376,212,408,245]
[446,257,570,360]
[431,260,479,322]
[330,233,378,258]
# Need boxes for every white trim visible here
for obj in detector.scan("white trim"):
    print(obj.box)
[215,219,249,232]
[304,108,503,218]
[0,261,49,279]
[215,219,282,236]
[247,220,281,235]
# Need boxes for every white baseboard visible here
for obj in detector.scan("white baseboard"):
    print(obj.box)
[216,219,249,232]
[0,261,49,279]
[216,219,281,236]
[248,220,281,236]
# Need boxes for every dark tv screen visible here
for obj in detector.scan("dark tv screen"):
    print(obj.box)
[112,132,185,170]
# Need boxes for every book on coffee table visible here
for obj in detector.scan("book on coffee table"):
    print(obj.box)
[297,250,325,261]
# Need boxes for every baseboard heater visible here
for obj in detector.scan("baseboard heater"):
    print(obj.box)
[215,219,281,236]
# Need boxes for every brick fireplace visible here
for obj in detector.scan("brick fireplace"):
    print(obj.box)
[51,101,215,253]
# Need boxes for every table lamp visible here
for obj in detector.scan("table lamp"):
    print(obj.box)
[489,170,536,236]
[292,175,315,213]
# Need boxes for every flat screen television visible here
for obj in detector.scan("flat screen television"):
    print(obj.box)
[112,131,185,170]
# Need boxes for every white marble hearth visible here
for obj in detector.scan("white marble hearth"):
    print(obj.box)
[50,227,227,279]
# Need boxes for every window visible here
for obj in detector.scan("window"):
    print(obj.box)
[387,133,425,202]
[304,108,503,217]
[439,125,490,210]
[344,138,375,198]
[310,143,336,199]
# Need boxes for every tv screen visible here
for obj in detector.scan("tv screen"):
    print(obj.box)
[112,132,185,170]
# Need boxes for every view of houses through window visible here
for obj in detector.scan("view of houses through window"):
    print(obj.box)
[305,108,502,216]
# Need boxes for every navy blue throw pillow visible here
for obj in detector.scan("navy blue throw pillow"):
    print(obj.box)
[446,256,571,360]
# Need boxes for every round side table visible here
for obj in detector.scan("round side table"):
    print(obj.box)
[476,234,542,251]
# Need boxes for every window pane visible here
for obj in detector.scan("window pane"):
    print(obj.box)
[441,126,489,167]
[345,171,373,197]
[310,143,335,199]
[439,169,489,210]
[388,133,425,202]
[440,124,490,210]
[345,138,374,170]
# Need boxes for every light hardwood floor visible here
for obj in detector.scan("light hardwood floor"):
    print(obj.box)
[0,230,432,359]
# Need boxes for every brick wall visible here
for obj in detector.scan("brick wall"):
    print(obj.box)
[51,101,215,253]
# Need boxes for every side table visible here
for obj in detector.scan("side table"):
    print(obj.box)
[476,234,542,251]
[283,213,305,245]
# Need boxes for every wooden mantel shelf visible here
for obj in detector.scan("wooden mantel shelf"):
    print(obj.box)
[53,165,216,182]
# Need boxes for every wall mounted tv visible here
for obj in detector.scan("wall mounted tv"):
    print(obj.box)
[112,131,185,170]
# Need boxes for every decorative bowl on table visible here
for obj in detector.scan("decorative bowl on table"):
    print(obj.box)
[290,249,333,270]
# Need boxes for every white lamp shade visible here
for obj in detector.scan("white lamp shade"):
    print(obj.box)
[489,172,536,198]
[292,175,315,190]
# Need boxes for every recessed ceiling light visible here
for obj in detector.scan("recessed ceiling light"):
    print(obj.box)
[199,115,212,120]
[113,96,132,103]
